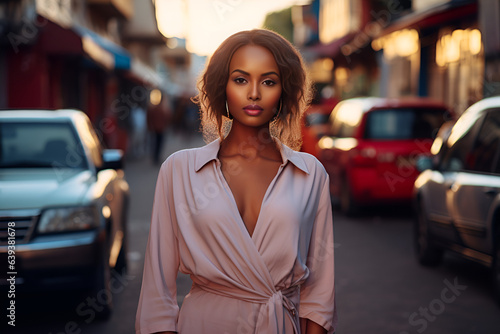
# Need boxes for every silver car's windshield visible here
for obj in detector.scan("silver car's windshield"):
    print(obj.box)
[0,122,88,169]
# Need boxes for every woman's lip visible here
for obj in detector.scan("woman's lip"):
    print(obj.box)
[243,105,264,116]
[243,108,264,116]
[243,105,263,110]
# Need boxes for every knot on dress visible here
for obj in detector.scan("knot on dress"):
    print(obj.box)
[192,281,300,333]
[260,288,299,334]
[270,289,297,318]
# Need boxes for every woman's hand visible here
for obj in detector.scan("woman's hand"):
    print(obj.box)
[300,317,327,334]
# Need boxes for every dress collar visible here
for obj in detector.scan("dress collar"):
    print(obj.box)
[194,137,309,174]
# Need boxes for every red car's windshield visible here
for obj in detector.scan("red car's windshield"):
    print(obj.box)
[364,108,449,140]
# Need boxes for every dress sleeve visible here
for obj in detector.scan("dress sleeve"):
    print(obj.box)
[136,161,180,334]
[299,175,337,333]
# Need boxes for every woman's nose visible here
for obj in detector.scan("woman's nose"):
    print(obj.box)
[248,82,260,101]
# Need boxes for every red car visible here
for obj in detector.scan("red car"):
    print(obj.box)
[317,97,453,215]
[301,98,338,158]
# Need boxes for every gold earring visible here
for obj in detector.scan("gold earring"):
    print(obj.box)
[226,101,233,120]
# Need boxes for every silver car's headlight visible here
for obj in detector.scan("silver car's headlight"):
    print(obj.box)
[38,206,100,233]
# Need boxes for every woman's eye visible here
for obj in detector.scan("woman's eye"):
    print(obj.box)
[234,77,246,84]
[263,79,276,86]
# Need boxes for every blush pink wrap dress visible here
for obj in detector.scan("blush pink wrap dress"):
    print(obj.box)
[135,138,337,334]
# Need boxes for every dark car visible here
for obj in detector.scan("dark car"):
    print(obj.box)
[413,96,500,304]
[0,109,129,318]
[317,97,453,214]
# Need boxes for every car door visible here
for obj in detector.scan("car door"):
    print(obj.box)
[448,109,500,256]
[319,101,362,200]
[426,112,484,243]
[422,169,459,243]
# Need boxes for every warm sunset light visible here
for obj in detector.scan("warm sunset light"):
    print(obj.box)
[155,0,310,56]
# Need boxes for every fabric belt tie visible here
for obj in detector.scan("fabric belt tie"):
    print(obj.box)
[265,289,299,334]
[191,281,300,334]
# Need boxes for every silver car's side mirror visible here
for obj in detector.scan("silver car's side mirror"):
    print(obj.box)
[101,149,124,171]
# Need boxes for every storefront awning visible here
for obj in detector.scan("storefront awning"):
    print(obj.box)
[73,25,132,70]
[125,59,163,87]
[379,1,477,37]
[301,33,356,59]
[39,18,129,71]
[39,17,161,87]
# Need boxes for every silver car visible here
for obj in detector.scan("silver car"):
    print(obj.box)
[413,96,500,305]
[0,109,129,318]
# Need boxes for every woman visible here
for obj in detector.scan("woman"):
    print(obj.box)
[136,29,337,334]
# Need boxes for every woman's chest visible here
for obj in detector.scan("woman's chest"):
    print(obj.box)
[172,164,319,279]
[173,164,318,247]
[221,158,282,237]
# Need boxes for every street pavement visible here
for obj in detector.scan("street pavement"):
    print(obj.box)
[7,129,500,334]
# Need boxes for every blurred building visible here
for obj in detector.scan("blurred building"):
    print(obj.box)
[295,0,500,115]
[373,0,480,114]
[0,0,165,152]
[296,0,387,100]
[157,36,206,135]
[479,0,500,98]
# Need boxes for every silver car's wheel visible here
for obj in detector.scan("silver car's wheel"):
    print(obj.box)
[115,226,128,273]
[93,253,114,320]
[414,201,443,266]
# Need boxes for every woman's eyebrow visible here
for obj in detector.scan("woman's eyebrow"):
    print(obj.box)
[231,69,280,77]
[262,71,280,77]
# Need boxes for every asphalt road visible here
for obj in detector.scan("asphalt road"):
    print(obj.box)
[6,130,500,334]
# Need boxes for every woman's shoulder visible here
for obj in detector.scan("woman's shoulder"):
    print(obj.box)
[160,140,218,171]
[289,149,328,180]
[160,147,197,168]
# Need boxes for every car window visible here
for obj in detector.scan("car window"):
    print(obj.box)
[330,102,363,138]
[440,114,484,172]
[364,108,446,140]
[470,109,500,174]
[82,118,104,168]
[0,122,88,169]
[328,107,339,136]
[305,113,330,127]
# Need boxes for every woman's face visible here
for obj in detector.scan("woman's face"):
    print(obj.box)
[226,44,282,127]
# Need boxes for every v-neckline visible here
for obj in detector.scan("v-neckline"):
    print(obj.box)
[217,161,284,240]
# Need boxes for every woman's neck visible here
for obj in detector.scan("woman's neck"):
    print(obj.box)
[219,121,281,162]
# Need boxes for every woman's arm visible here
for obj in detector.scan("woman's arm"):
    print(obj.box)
[136,160,181,333]
[298,174,337,333]
[300,318,328,334]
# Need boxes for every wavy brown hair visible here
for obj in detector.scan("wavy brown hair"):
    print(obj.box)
[192,29,312,150]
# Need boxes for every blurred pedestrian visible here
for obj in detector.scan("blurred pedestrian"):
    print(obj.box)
[130,104,148,159]
[136,29,337,334]
[147,89,171,164]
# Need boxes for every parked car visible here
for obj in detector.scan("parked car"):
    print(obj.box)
[300,104,332,158]
[413,96,500,304]
[301,100,338,158]
[317,97,453,214]
[0,109,130,318]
